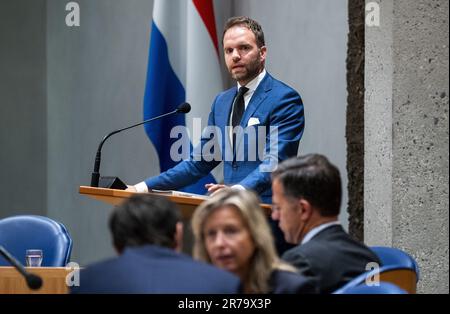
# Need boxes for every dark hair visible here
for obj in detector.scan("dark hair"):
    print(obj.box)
[272,154,342,217]
[222,16,265,48]
[109,194,181,252]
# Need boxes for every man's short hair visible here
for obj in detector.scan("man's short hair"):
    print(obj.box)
[272,154,342,216]
[222,16,265,48]
[109,194,181,252]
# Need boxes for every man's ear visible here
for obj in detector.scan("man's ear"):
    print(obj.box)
[259,46,267,63]
[174,222,183,253]
[298,199,313,221]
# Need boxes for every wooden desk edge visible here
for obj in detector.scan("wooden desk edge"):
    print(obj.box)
[79,186,272,214]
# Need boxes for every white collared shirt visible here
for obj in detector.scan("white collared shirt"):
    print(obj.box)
[301,221,341,245]
[228,69,266,145]
[237,69,267,111]
[229,69,267,132]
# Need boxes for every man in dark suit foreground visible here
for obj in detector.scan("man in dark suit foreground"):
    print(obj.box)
[71,195,240,294]
[271,154,381,294]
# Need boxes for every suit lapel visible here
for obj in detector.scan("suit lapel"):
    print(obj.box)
[216,87,237,155]
[240,74,272,128]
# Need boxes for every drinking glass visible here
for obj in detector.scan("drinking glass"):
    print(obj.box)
[25,249,43,267]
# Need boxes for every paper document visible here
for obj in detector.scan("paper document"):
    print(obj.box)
[150,190,209,199]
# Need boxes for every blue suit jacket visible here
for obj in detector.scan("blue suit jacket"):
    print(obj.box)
[70,245,240,294]
[146,73,305,203]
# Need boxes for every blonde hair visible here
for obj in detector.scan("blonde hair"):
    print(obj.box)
[191,189,296,293]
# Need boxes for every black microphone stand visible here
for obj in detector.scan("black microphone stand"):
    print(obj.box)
[0,245,43,290]
[90,103,190,187]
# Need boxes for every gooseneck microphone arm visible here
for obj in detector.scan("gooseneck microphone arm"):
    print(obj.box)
[90,102,191,187]
[0,245,43,290]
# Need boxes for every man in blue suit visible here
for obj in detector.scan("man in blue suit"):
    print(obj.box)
[71,194,240,294]
[130,16,305,254]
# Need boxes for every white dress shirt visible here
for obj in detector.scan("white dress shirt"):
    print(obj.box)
[228,69,267,144]
[301,221,341,245]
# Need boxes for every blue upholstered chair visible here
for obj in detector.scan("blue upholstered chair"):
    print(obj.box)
[334,246,419,294]
[338,282,407,294]
[371,246,420,281]
[0,215,72,267]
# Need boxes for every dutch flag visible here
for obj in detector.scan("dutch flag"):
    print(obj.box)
[143,0,224,194]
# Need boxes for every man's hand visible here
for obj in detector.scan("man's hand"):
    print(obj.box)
[126,185,137,192]
[205,183,229,195]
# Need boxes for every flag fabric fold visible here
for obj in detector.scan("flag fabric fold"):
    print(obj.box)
[143,0,224,194]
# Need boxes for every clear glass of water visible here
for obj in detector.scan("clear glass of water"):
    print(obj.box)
[26,249,43,267]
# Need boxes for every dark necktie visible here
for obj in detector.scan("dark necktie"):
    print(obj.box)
[231,86,249,151]
[231,86,249,129]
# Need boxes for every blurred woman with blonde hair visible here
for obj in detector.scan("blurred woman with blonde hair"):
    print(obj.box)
[191,189,317,294]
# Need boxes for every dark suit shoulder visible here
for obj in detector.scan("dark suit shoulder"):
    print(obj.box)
[282,226,381,293]
[269,269,318,294]
[126,246,242,292]
[71,245,240,294]
[282,247,318,279]
[305,226,380,263]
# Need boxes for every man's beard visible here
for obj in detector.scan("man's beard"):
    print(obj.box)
[230,58,262,83]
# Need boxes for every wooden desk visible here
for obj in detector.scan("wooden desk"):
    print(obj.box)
[79,186,272,255]
[79,186,272,219]
[0,267,71,294]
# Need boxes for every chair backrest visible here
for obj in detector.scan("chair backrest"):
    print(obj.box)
[338,282,407,294]
[0,215,72,267]
[371,246,420,281]
[333,246,419,294]
[333,266,417,294]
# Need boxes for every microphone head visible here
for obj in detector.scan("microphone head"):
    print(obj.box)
[26,274,43,290]
[176,102,191,114]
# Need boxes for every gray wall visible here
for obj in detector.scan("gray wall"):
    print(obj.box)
[365,0,449,293]
[1,0,349,265]
[46,0,155,264]
[0,0,47,217]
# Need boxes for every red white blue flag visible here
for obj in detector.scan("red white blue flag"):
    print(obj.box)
[143,0,224,193]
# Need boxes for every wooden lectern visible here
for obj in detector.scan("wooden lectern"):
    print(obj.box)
[79,186,271,219]
[0,267,71,294]
[79,186,271,256]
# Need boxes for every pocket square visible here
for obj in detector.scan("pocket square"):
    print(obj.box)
[247,117,260,127]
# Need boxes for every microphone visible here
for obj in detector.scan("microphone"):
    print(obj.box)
[90,102,191,188]
[176,102,191,113]
[0,245,43,290]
